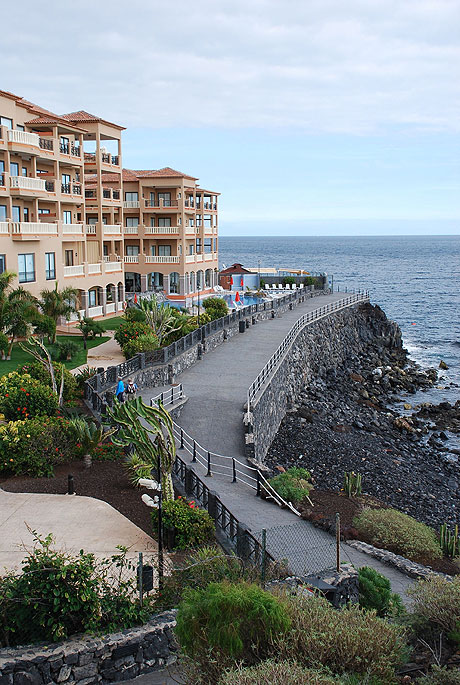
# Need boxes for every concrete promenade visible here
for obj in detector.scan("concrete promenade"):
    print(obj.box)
[139,293,416,600]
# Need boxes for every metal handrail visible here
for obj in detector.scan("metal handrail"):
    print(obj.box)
[247,292,369,409]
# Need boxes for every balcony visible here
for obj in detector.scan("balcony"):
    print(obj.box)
[88,263,102,274]
[123,200,140,208]
[124,226,139,234]
[105,261,123,272]
[145,226,180,234]
[0,222,9,234]
[84,188,120,202]
[103,224,122,235]
[124,255,139,264]
[186,226,198,234]
[61,183,82,195]
[11,222,58,238]
[7,129,40,148]
[39,137,54,151]
[85,225,97,235]
[10,176,46,192]
[203,202,217,210]
[145,255,180,264]
[64,265,85,277]
[45,181,55,192]
[84,152,119,166]
[62,224,84,236]
[144,199,179,209]
[184,199,195,208]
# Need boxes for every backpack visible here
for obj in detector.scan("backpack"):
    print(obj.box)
[126,383,137,394]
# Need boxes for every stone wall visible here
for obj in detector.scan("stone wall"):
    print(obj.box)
[267,563,359,607]
[0,611,177,685]
[246,303,402,462]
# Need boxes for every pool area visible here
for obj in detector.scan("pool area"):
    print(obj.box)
[224,293,260,308]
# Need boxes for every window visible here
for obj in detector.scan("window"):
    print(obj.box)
[204,214,212,227]
[16,125,25,132]
[22,167,27,177]
[23,208,29,222]
[45,252,56,280]
[150,245,156,256]
[18,253,35,283]
[0,117,12,129]
[189,218,194,227]
[125,192,138,202]
[63,211,71,224]
[126,245,139,256]
[0,255,5,273]
[88,289,97,307]
[150,218,155,227]
[204,238,212,253]
[196,214,202,226]
[87,217,97,224]
[12,206,20,222]
[158,192,171,207]
[64,250,74,267]
[178,217,182,225]
[196,238,202,253]
[0,206,6,221]
[213,238,217,252]
[150,192,155,205]
[158,245,171,256]
[189,244,194,255]
[158,217,171,227]
[178,192,182,199]
[38,208,50,215]
[125,217,139,227]
[0,161,4,172]
[10,162,19,177]
[60,136,70,154]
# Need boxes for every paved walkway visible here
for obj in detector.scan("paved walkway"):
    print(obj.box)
[0,490,156,572]
[139,294,416,602]
[72,333,125,375]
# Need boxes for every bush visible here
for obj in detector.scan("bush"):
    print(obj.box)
[122,333,159,359]
[417,666,460,685]
[0,371,58,421]
[358,567,404,618]
[176,581,291,681]
[124,306,146,323]
[276,593,407,681]
[74,365,97,390]
[353,508,442,563]
[407,575,460,634]
[77,317,105,340]
[19,361,79,402]
[0,534,151,646]
[32,314,56,342]
[188,311,211,327]
[114,320,150,352]
[202,297,228,320]
[0,416,81,477]
[153,497,215,549]
[268,467,312,504]
[52,340,79,361]
[218,661,338,685]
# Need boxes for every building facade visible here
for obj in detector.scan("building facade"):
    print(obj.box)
[0,89,219,317]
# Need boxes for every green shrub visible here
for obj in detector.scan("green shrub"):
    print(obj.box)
[124,307,146,323]
[122,333,159,359]
[202,297,228,320]
[0,534,151,646]
[353,508,442,563]
[417,666,460,685]
[0,416,81,477]
[407,575,460,634]
[268,467,312,504]
[0,332,8,355]
[276,593,407,682]
[188,311,211,327]
[114,319,150,350]
[282,276,296,286]
[51,340,79,361]
[77,317,105,340]
[218,660,339,685]
[153,497,215,549]
[74,365,97,389]
[19,361,79,402]
[176,581,291,682]
[0,371,58,420]
[358,567,404,617]
[32,314,56,342]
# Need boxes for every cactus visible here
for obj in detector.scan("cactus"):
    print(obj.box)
[439,523,460,558]
[343,471,362,498]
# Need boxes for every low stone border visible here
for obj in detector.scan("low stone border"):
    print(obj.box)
[0,610,177,685]
[347,540,452,580]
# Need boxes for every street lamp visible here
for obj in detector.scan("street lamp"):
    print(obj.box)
[258,259,261,290]
[139,475,163,591]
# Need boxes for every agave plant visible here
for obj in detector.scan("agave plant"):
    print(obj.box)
[138,296,180,346]
[69,418,116,468]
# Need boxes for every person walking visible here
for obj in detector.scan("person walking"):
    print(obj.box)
[115,377,125,403]
[125,378,138,398]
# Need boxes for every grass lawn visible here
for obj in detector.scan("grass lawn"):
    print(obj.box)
[0,335,110,376]
[96,316,124,331]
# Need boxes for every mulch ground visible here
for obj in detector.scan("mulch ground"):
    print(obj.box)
[0,460,154,538]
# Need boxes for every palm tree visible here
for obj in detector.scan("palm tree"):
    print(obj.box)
[39,284,78,343]
[0,283,38,359]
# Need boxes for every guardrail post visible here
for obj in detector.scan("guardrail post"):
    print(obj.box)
[232,458,236,482]
[184,465,194,495]
[236,523,251,561]
[256,471,261,497]
[206,451,212,477]
[208,490,218,520]
[192,441,197,462]
[261,529,267,583]
[180,428,184,449]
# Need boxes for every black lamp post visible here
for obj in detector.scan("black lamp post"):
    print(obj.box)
[156,454,164,591]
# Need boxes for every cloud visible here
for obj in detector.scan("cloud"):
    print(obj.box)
[1,0,460,134]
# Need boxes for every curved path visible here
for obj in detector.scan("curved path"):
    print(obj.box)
[139,293,416,600]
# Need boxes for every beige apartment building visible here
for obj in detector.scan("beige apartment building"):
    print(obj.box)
[0,89,219,318]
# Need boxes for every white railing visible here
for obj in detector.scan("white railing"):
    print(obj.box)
[186,227,198,234]
[63,265,84,277]
[103,224,122,235]
[185,255,196,263]
[7,129,39,147]
[204,253,214,261]
[10,176,46,191]
[0,222,9,234]
[145,255,180,264]
[146,226,180,234]
[247,292,370,408]
[124,226,139,233]
[62,224,84,235]
[105,261,123,271]
[88,263,102,274]
[106,303,116,314]
[85,224,97,234]
[124,255,139,263]
[11,222,57,235]
[88,305,103,317]
[195,254,204,262]
[117,301,124,311]
[123,201,140,208]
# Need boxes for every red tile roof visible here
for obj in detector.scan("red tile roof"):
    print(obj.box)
[0,90,86,131]
[219,263,252,275]
[62,110,125,130]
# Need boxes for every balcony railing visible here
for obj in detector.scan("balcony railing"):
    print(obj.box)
[123,200,140,208]
[145,255,180,264]
[0,174,4,186]
[184,199,195,208]
[124,255,139,263]
[39,138,53,151]
[111,155,119,165]
[63,265,84,277]
[10,176,46,191]
[45,181,55,192]
[144,199,179,208]
[124,226,139,233]
[88,263,102,274]
[85,189,96,198]
[11,222,58,235]
[62,224,84,235]
[85,152,119,165]
[0,222,9,234]
[7,129,40,147]
[105,261,123,271]
[146,226,180,234]
[60,143,70,154]
[61,183,81,194]
[203,202,217,210]
[103,224,122,235]
[85,225,97,234]
[71,145,81,157]
[84,153,96,163]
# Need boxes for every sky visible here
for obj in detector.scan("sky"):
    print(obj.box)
[2,0,459,236]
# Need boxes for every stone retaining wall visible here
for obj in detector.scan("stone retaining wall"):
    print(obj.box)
[246,303,401,462]
[0,611,177,685]
[347,541,452,580]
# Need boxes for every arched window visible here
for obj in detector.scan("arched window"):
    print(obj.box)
[197,270,204,291]
[169,271,180,294]
[205,269,212,288]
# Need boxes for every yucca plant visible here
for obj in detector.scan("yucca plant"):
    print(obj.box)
[69,418,116,468]
[343,471,362,498]
[439,523,460,558]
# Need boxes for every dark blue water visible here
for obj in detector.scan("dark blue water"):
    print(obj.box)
[219,235,460,406]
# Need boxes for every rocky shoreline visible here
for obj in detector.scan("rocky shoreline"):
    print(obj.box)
[265,304,460,528]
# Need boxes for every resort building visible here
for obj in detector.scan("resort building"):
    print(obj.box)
[0,89,219,316]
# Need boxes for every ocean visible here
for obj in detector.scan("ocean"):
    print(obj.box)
[219,235,460,408]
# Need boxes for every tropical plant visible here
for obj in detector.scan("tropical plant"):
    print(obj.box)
[19,337,65,405]
[268,467,313,505]
[106,397,176,501]
[343,471,362,497]
[31,314,56,343]
[52,339,79,362]
[124,306,146,323]
[69,418,116,468]
[114,320,150,351]
[153,497,215,550]
[358,567,404,617]
[39,284,78,342]
[202,296,228,320]
[76,317,104,349]
[0,371,59,421]
[19,360,78,403]
[122,333,159,359]
[1,287,38,359]
[138,295,180,345]
[439,523,460,558]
